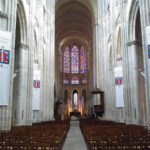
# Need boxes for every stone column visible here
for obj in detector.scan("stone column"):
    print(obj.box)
[69,89,73,114]
[12,43,29,126]
[0,0,17,130]
[140,0,150,128]
[127,41,140,124]
[42,0,55,121]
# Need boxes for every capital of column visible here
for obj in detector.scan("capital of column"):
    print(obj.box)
[0,11,8,18]
[127,40,142,47]
[15,42,29,50]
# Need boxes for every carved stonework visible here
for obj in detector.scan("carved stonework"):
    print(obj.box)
[15,43,29,50]
[127,40,142,47]
[0,11,8,18]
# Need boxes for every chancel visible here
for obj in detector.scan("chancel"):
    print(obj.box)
[0,0,150,149]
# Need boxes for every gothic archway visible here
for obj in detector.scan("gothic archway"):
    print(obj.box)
[55,1,94,118]
[73,90,78,112]
[0,0,5,12]
[12,1,29,126]
[128,2,147,125]
[135,9,146,125]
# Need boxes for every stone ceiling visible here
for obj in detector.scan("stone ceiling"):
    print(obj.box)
[55,0,93,48]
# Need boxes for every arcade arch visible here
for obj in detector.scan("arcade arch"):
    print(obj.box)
[55,1,95,119]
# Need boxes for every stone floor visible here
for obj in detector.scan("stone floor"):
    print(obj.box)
[62,121,88,150]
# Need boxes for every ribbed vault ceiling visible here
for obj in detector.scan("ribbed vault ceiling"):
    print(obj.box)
[56,1,93,47]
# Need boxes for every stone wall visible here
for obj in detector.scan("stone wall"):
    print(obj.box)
[0,0,150,130]
[0,0,55,130]
[95,0,150,128]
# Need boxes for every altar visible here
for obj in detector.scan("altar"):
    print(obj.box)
[70,112,81,118]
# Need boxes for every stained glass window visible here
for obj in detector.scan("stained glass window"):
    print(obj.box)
[87,51,90,71]
[82,76,87,84]
[73,93,78,110]
[63,77,69,84]
[80,46,86,73]
[71,76,79,84]
[71,45,79,73]
[67,98,69,108]
[60,50,62,72]
[63,46,70,73]
[82,96,84,108]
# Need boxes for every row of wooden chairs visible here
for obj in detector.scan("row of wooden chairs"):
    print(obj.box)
[0,120,70,150]
[80,119,150,150]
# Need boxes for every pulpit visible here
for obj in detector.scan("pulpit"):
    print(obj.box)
[91,88,104,117]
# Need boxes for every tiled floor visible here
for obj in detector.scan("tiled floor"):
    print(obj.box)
[62,121,87,150]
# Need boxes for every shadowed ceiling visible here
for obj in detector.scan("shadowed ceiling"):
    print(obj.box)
[55,1,93,48]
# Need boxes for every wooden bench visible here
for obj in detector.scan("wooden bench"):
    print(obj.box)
[80,119,150,150]
[0,120,70,150]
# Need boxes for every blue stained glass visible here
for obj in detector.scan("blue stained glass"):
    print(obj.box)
[71,45,79,73]
[63,79,69,84]
[67,98,69,108]
[63,76,69,84]
[60,50,62,72]
[82,96,84,108]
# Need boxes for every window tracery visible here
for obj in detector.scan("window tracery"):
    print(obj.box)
[71,45,79,74]
[63,44,88,85]
[71,76,79,84]
[63,46,70,73]
[80,46,86,73]
[82,76,87,84]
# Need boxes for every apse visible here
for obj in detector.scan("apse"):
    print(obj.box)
[55,0,93,117]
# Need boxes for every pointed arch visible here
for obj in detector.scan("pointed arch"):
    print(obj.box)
[0,0,5,12]
[128,0,139,41]
[73,90,78,111]
[116,27,122,58]
[116,27,122,66]
[127,0,147,125]
[12,0,29,126]
[17,0,28,44]
[109,45,112,70]
[56,0,96,26]
[33,29,38,61]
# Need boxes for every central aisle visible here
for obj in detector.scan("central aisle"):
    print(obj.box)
[62,121,88,150]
